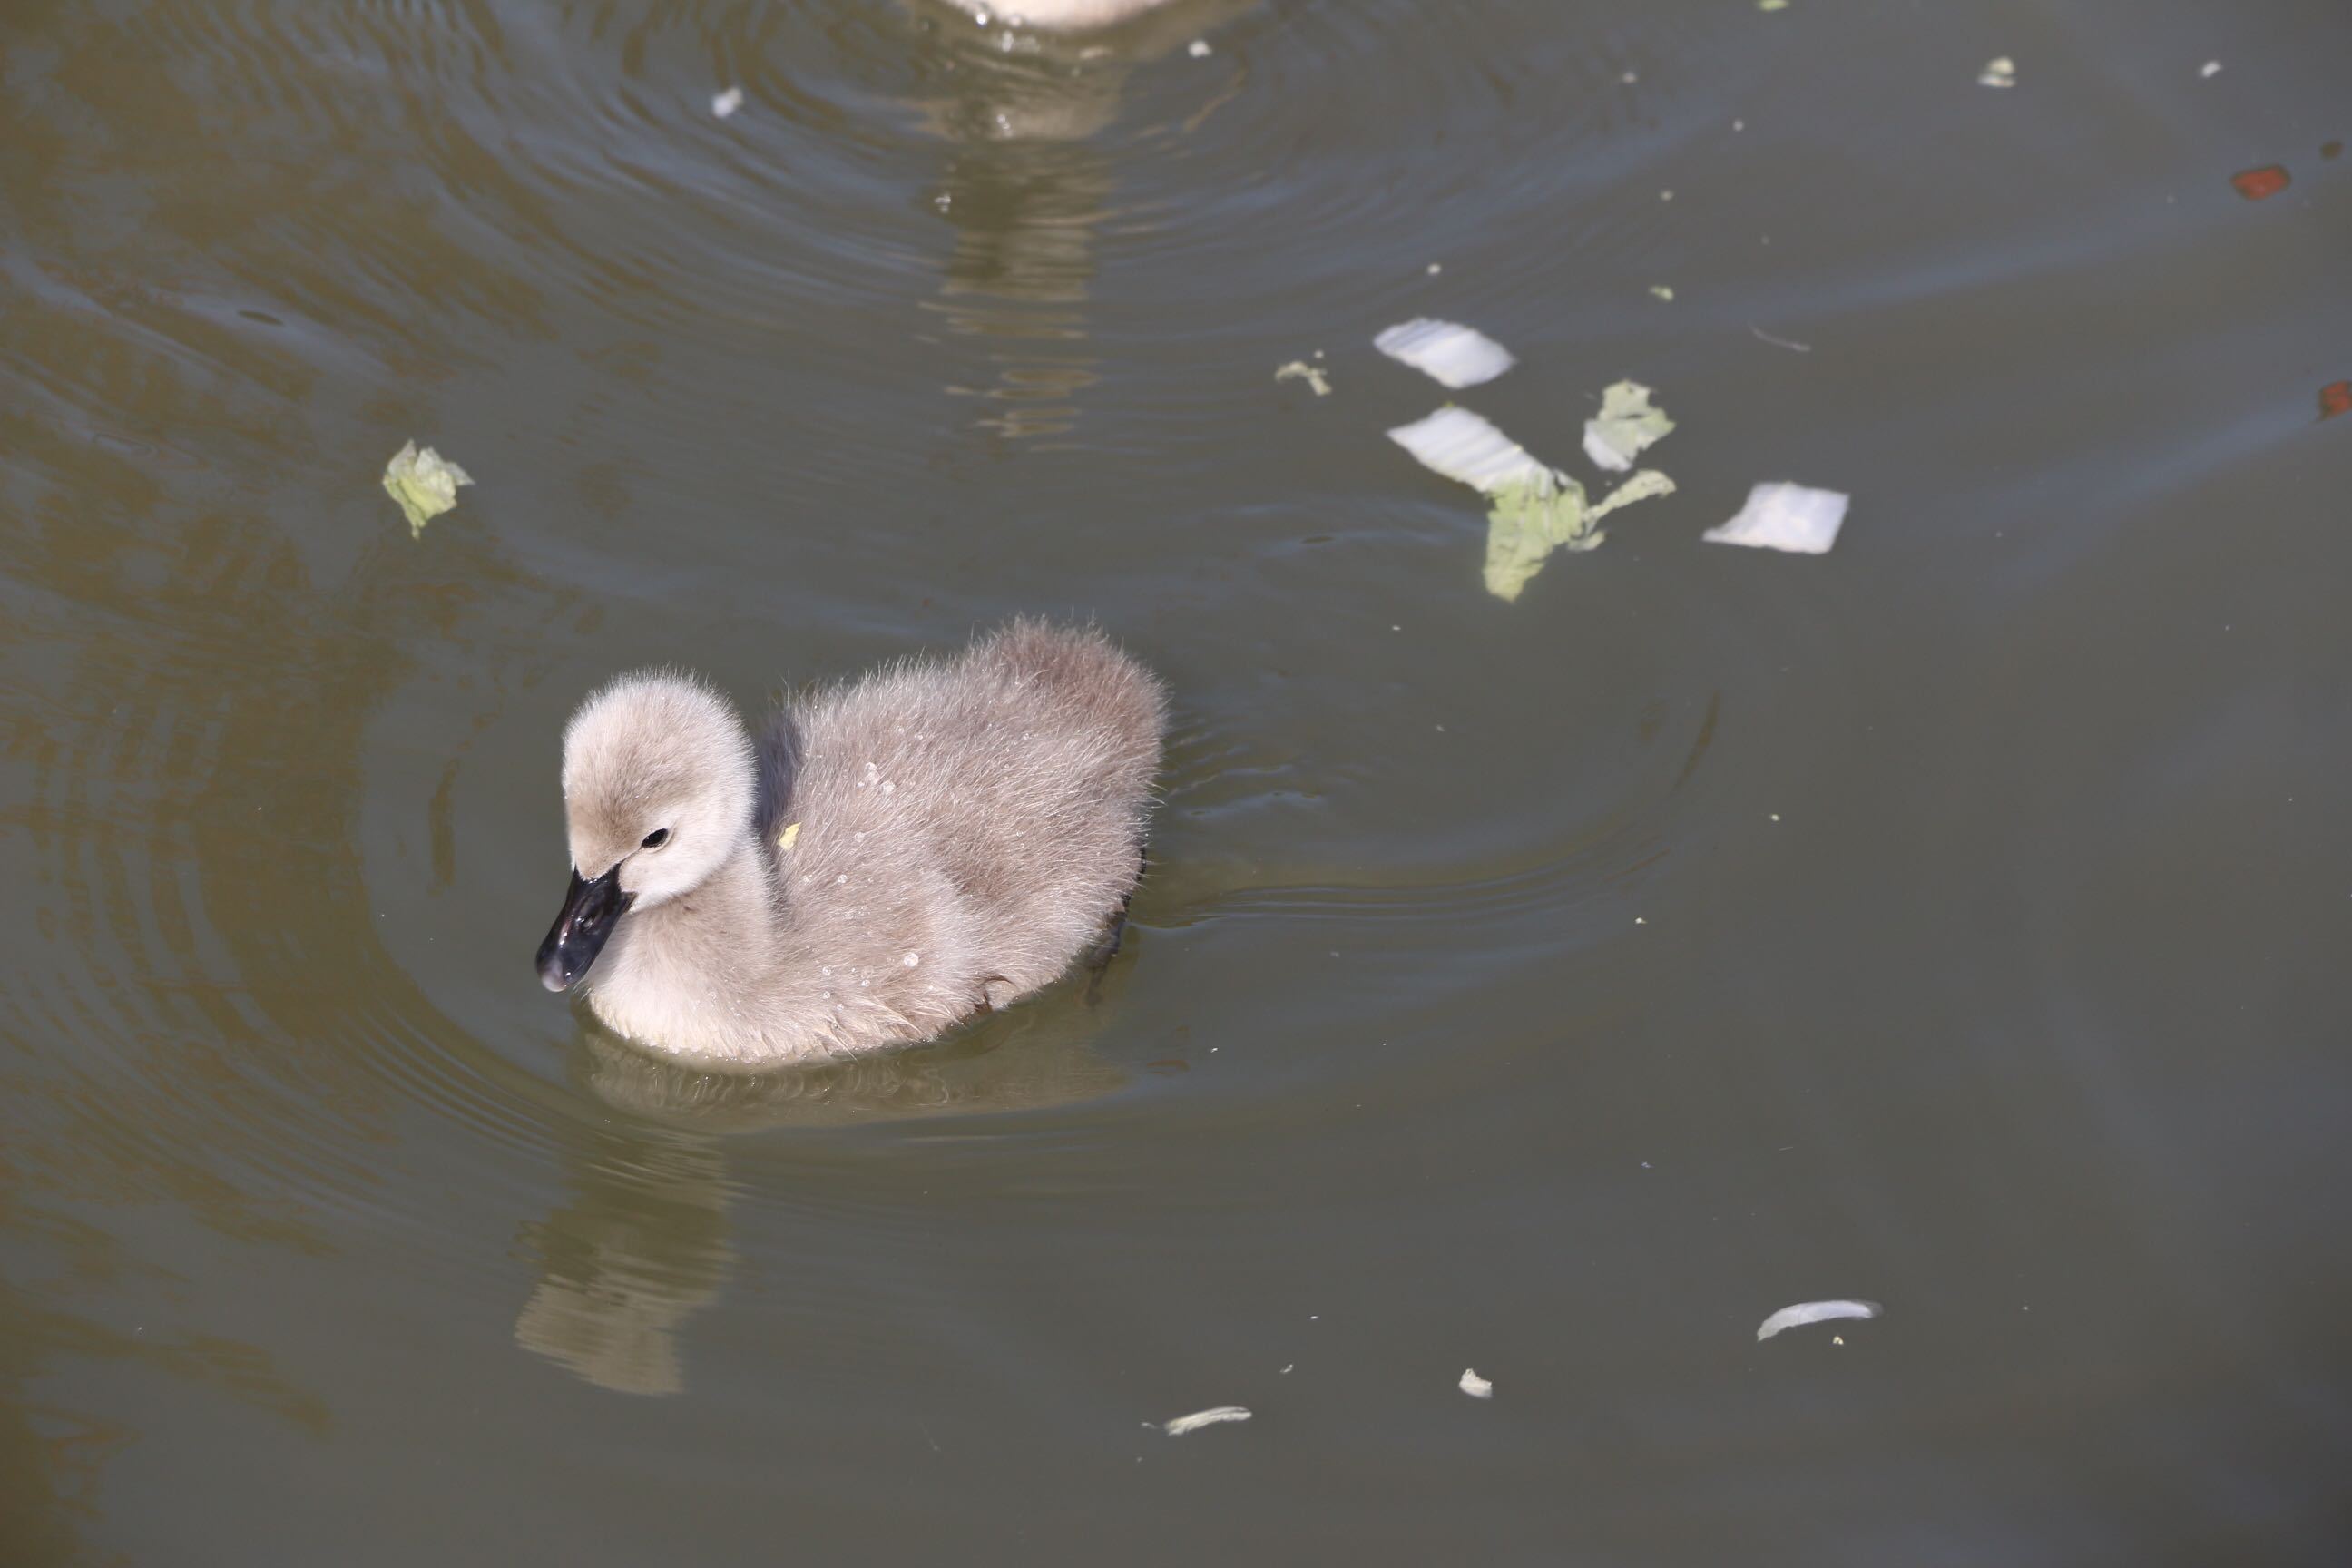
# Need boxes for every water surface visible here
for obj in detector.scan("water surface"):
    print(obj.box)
[5,0,2350,1562]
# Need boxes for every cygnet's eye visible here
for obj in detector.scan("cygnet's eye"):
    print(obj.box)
[641,828,671,849]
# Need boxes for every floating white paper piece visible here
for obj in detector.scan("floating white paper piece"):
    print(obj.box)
[1163,1406,1252,1436]
[712,86,744,117]
[1703,481,1849,554]
[1978,56,2016,89]
[1458,1368,1494,1399]
[1387,407,1551,493]
[1374,318,1516,389]
[1755,1298,1882,1340]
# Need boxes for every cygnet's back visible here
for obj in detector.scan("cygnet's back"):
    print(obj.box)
[537,621,1165,1067]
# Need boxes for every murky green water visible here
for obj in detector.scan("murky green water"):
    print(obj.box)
[5,0,2350,1561]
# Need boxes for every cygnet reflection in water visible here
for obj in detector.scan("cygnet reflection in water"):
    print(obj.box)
[514,1125,733,1398]
[569,1002,1132,1134]
[514,1007,1129,1396]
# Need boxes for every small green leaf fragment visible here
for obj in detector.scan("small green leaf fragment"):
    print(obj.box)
[1396,406,1676,599]
[1583,380,1676,472]
[1483,470,1590,601]
[383,441,474,537]
[1275,359,1332,397]
[1588,468,1677,524]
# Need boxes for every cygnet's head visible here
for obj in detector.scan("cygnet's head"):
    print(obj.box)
[536,672,755,992]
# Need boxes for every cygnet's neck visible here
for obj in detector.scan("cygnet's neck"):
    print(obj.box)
[587,830,805,1060]
[647,831,782,963]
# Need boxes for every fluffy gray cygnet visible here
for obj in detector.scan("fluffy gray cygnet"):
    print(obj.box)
[537,622,1165,1067]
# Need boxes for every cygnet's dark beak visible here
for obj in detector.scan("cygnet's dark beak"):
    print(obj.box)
[536,865,633,993]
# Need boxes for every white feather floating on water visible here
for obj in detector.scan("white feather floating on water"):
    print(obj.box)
[1755,1298,1882,1341]
[1374,318,1517,389]
[1387,407,1553,494]
[1162,1406,1252,1436]
[1703,482,1849,554]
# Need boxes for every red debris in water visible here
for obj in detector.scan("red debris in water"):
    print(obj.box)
[2231,164,2291,200]
[2321,382,2352,421]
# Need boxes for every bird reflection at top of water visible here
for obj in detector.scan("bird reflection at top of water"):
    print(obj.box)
[900,0,1257,444]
